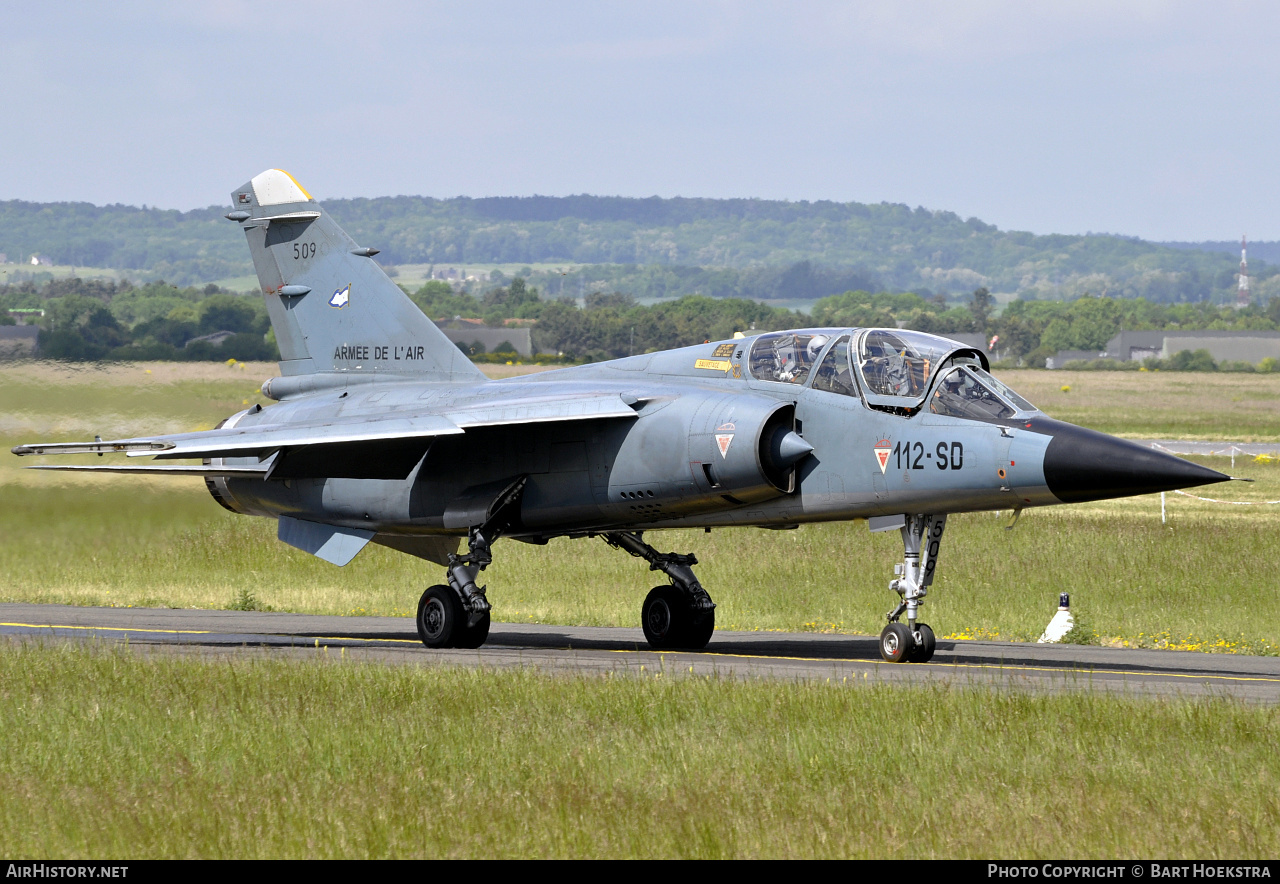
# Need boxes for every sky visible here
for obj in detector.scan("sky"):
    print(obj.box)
[2,1,1278,242]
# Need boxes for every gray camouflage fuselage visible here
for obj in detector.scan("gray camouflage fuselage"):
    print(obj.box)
[210,346,1058,543]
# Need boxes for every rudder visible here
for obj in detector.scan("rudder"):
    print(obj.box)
[229,169,485,382]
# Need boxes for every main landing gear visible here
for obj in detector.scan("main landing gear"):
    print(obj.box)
[880,514,947,663]
[601,531,716,650]
[416,476,526,650]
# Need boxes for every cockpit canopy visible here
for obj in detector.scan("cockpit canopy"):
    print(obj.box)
[747,327,1037,422]
[746,331,833,386]
[857,329,963,401]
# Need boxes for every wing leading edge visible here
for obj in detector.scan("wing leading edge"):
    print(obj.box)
[12,391,642,478]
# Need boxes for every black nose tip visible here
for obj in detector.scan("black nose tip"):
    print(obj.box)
[1039,420,1230,504]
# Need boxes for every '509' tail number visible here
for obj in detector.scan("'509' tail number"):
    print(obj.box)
[893,440,964,471]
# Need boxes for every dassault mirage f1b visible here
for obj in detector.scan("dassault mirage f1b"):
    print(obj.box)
[13,170,1233,662]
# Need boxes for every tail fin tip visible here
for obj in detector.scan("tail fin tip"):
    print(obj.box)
[250,169,313,206]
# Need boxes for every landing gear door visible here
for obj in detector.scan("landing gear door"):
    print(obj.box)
[920,514,947,587]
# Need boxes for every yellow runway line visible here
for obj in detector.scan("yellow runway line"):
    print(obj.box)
[307,635,421,645]
[0,621,211,635]
[0,622,418,645]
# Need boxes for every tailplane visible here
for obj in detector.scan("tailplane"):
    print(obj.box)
[229,170,484,383]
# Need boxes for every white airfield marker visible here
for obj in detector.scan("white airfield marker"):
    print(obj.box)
[1038,592,1075,644]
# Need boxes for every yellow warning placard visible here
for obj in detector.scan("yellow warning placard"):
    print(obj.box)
[694,359,732,372]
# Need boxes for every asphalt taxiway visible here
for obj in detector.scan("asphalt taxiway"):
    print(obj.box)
[3,603,1278,701]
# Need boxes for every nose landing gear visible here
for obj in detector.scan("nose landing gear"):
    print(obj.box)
[879,514,947,663]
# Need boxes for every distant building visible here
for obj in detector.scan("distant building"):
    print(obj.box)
[1104,331,1166,362]
[436,317,487,331]
[1157,330,1280,364]
[1050,329,1280,367]
[427,267,489,283]
[433,320,535,357]
[28,254,52,266]
[5,309,45,325]
[0,325,39,359]
[185,330,239,348]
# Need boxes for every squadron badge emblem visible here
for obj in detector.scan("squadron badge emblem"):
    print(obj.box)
[874,438,892,474]
[715,421,736,458]
[329,283,351,309]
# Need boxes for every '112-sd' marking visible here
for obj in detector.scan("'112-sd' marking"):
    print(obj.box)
[894,440,964,470]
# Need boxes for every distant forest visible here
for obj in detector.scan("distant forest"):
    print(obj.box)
[4,276,1279,367]
[1,195,1275,304]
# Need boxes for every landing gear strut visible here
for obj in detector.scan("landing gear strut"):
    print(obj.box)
[416,476,527,650]
[880,514,946,663]
[601,531,716,649]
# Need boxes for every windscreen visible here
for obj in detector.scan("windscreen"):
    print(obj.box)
[929,366,1017,421]
[969,367,1035,412]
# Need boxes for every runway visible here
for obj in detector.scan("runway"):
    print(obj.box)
[3,603,1279,701]
[1142,439,1280,456]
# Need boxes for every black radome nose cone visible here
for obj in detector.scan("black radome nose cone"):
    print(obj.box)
[1038,419,1229,504]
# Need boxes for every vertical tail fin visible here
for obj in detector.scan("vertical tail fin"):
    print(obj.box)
[229,169,485,382]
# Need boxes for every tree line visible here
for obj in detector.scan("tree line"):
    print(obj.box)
[0,279,275,361]
[414,278,1280,365]
[5,275,1279,365]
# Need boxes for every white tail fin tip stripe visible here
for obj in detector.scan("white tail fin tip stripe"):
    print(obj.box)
[251,169,312,206]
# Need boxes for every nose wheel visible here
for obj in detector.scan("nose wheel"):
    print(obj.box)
[878,621,936,663]
[879,622,912,662]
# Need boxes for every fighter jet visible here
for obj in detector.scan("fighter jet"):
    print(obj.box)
[12,170,1232,662]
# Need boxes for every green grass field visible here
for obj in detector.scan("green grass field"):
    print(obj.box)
[999,370,1280,442]
[1,645,1277,859]
[1,362,1278,653]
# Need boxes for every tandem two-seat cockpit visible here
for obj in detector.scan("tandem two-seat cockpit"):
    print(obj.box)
[743,327,1043,664]
[745,327,1039,423]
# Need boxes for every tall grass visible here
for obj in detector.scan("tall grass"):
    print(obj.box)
[1,645,1276,859]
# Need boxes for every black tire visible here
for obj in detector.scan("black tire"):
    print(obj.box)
[908,622,936,663]
[453,611,491,650]
[642,585,688,649]
[416,584,461,649]
[683,609,715,650]
[879,622,913,663]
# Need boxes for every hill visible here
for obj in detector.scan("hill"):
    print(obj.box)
[0,195,1271,303]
